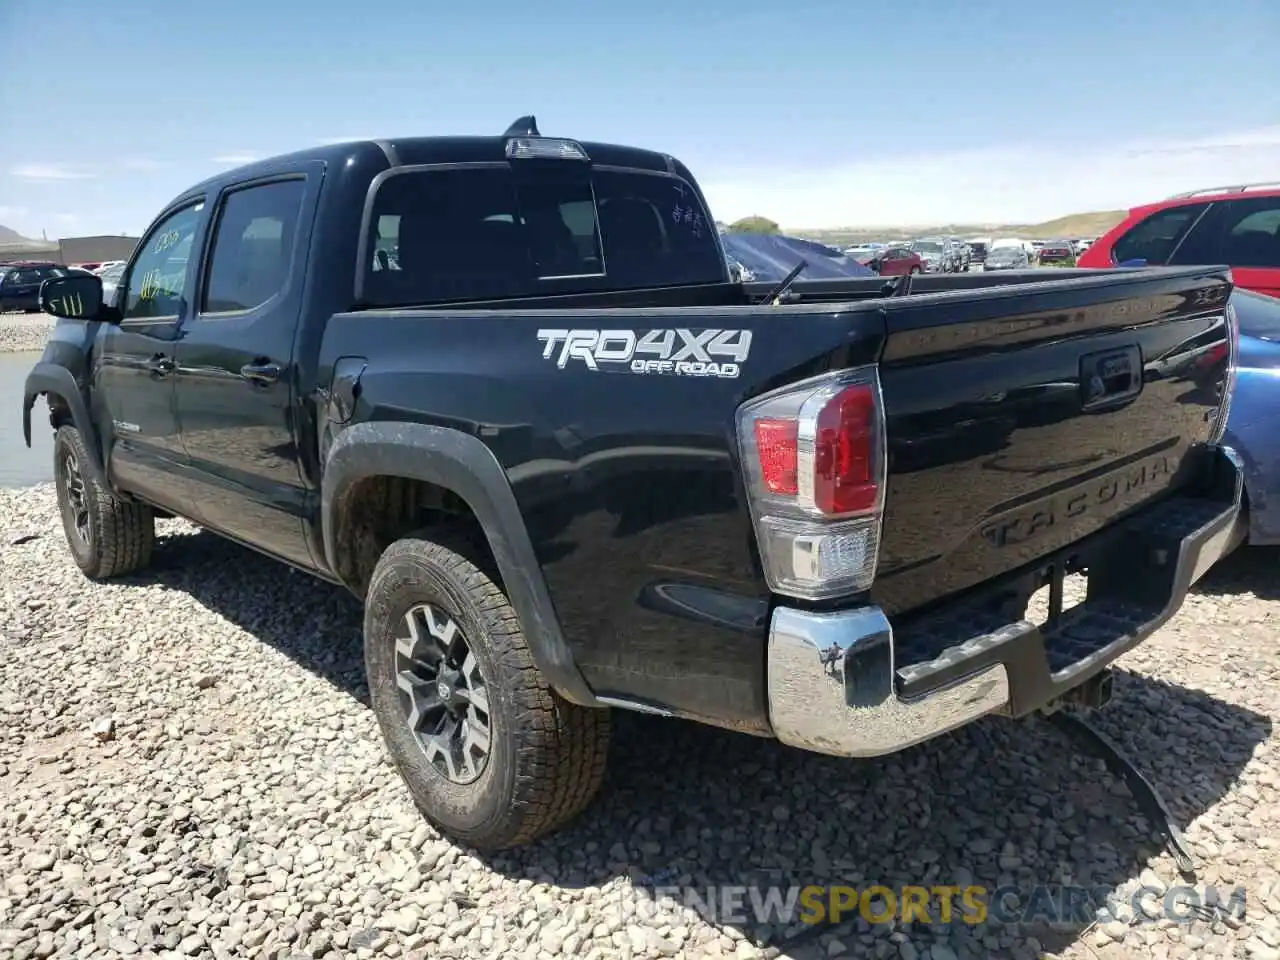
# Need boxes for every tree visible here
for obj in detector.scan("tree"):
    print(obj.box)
[727,216,780,235]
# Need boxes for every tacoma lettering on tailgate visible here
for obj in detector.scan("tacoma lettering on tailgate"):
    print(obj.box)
[981,455,1174,548]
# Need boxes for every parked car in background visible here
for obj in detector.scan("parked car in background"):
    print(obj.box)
[1037,240,1076,265]
[1078,182,1280,298]
[845,242,885,261]
[968,237,990,265]
[982,245,1031,270]
[1222,289,1280,546]
[947,237,971,271]
[93,260,125,276]
[98,261,126,306]
[863,244,925,276]
[1073,238,1093,256]
[720,232,874,282]
[909,237,959,272]
[0,262,67,312]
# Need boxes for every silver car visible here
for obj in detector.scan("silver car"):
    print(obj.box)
[909,238,948,272]
[98,261,126,307]
[982,245,1031,271]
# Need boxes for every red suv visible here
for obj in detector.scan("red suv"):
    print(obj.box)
[1077,182,1280,299]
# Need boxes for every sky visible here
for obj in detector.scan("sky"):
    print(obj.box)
[1,0,1277,239]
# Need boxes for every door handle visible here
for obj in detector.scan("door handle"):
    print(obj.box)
[240,359,282,385]
[147,354,175,377]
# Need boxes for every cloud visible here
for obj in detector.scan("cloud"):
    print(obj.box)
[209,154,259,165]
[9,163,96,181]
[700,125,1280,229]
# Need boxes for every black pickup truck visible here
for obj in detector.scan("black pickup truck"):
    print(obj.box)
[25,117,1245,851]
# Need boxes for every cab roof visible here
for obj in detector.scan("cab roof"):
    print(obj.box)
[179,115,687,204]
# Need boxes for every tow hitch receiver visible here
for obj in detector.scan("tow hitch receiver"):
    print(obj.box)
[1061,668,1114,710]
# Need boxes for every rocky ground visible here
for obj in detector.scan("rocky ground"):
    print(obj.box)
[0,313,55,353]
[1,483,1278,960]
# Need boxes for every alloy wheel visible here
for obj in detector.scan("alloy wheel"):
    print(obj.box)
[60,450,91,545]
[394,603,492,784]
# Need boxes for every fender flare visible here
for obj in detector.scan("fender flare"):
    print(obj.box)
[22,361,109,489]
[321,421,598,708]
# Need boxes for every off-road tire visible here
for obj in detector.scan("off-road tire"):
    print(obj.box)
[53,425,155,579]
[364,529,611,850]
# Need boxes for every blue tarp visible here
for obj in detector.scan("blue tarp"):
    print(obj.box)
[720,233,875,281]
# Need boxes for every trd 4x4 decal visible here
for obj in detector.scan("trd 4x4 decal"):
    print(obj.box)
[536,328,752,378]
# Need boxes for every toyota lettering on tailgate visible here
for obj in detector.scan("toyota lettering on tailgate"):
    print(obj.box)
[536,328,753,378]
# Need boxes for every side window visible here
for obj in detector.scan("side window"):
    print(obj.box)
[1112,203,1208,265]
[202,180,306,314]
[123,203,203,320]
[1220,198,1280,268]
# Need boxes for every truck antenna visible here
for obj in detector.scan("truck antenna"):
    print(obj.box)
[504,115,540,137]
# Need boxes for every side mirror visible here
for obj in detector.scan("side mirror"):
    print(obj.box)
[39,273,105,321]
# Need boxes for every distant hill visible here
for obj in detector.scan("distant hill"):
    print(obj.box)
[792,210,1128,248]
[0,224,32,244]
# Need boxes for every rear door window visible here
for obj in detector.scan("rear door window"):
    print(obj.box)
[1112,203,1209,265]
[1218,198,1280,268]
[1169,197,1280,268]
[362,165,726,306]
[201,179,306,314]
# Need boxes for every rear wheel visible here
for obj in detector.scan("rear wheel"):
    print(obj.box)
[53,425,154,579]
[364,530,611,850]
[909,266,921,275]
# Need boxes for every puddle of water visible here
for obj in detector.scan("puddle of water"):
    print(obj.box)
[0,352,53,488]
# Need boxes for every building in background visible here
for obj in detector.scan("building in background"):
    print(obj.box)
[0,235,138,265]
[58,235,138,265]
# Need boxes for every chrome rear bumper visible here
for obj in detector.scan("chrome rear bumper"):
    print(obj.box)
[767,446,1245,758]
[767,606,1010,758]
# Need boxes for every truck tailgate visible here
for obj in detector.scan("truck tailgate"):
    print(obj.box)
[870,266,1233,617]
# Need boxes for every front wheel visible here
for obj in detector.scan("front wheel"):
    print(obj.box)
[53,425,154,579]
[364,530,611,850]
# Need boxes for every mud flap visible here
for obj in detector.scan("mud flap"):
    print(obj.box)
[1045,709,1197,878]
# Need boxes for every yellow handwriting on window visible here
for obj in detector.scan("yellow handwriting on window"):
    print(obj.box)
[137,268,185,303]
[153,229,186,255]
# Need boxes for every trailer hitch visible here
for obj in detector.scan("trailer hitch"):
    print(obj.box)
[1045,709,1197,879]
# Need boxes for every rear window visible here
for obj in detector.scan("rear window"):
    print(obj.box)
[361,165,726,306]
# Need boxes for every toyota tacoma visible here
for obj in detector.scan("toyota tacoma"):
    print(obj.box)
[24,117,1244,850]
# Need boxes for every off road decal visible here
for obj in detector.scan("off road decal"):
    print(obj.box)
[536,328,752,379]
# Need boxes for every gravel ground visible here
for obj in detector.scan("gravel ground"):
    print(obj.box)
[0,313,55,353]
[1,483,1278,960]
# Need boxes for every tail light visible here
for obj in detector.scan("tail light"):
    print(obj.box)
[736,367,887,601]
